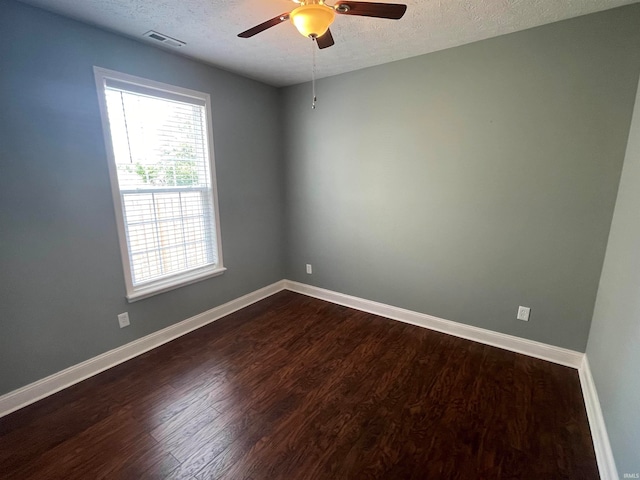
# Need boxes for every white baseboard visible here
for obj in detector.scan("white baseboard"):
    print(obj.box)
[0,280,287,419]
[283,280,584,369]
[578,356,619,480]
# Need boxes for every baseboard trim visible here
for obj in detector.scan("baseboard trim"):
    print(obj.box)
[0,280,287,419]
[578,356,619,480]
[284,280,584,369]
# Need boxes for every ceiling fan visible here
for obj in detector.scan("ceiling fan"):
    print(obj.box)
[238,0,408,49]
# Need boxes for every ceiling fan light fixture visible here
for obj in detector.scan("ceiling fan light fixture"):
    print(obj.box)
[290,3,336,38]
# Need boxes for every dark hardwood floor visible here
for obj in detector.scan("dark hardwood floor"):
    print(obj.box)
[0,291,598,479]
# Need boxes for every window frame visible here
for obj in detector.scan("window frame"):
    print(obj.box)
[94,67,225,302]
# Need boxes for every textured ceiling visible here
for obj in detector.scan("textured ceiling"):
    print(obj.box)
[17,0,640,86]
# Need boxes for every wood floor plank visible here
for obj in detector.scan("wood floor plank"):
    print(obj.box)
[0,291,599,479]
[208,314,405,479]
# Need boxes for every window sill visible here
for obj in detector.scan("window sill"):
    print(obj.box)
[126,266,227,303]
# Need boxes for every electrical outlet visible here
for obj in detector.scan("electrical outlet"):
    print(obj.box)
[118,312,130,328]
[517,306,530,322]
[306,264,312,274]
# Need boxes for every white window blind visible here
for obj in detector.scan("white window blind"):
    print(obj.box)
[95,68,224,300]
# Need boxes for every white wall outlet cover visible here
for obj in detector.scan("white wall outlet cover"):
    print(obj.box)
[306,264,312,274]
[517,306,531,321]
[117,312,130,328]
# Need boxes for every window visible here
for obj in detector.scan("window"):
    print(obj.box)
[94,67,224,301]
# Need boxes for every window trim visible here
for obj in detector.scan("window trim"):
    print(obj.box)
[94,67,225,302]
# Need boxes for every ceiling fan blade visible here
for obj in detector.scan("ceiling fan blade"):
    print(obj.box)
[335,2,407,20]
[316,29,335,49]
[238,13,290,38]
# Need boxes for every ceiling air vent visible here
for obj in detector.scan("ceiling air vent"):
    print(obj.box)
[142,31,185,48]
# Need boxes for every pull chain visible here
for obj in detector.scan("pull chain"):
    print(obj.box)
[311,36,317,109]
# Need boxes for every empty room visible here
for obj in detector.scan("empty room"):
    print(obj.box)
[1,0,639,478]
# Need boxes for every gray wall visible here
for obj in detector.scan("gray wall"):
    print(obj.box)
[282,5,640,351]
[0,0,285,395]
[586,79,640,475]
